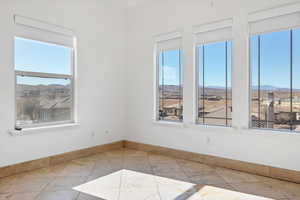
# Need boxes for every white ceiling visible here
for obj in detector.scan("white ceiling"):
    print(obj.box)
[126,0,153,7]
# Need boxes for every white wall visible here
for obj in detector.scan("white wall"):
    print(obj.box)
[0,0,127,167]
[1,0,300,172]
[125,0,300,171]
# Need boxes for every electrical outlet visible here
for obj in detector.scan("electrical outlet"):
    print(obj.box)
[206,136,211,145]
[91,131,95,137]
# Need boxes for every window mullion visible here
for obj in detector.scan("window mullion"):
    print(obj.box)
[290,29,293,131]
[15,70,72,80]
[258,35,261,127]
[225,41,228,126]
[202,45,205,124]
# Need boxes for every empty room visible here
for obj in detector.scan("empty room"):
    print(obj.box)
[1,0,300,199]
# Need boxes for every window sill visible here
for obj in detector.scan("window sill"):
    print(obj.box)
[9,123,80,136]
[152,120,185,127]
[244,127,300,137]
[188,122,234,130]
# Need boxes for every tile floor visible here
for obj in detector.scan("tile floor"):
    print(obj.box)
[0,148,299,200]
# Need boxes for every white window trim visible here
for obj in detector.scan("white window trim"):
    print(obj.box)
[9,123,80,136]
[14,69,76,129]
[193,19,233,127]
[248,3,300,132]
[13,16,77,131]
[153,31,183,122]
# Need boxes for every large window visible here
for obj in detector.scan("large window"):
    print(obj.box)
[250,28,300,131]
[196,41,232,126]
[158,49,183,122]
[14,16,75,129]
[156,34,183,122]
[15,38,74,129]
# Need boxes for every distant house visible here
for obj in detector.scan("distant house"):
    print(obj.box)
[200,94,222,101]
[159,104,183,119]
[38,97,71,122]
[275,112,296,124]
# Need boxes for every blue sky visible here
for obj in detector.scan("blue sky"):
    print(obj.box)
[159,28,300,90]
[159,41,232,87]
[15,29,300,89]
[15,37,71,86]
[251,28,300,89]
[159,49,181,86]
[198,41,232,88]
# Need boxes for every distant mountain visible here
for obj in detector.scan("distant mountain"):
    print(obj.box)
[200,86,229,89]
[251,85,299,91]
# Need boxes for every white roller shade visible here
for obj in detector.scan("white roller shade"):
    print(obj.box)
[14,15,74,47]
[194,19,232,44]
[155,31,181,51]
[249,3,300,35]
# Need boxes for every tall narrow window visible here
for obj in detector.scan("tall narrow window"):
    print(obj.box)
[249,10,300,131]
[250,29,300,131]
[156,34,183,122]
[196,41,232,126]
[194,20,233,126]
[14,16,75,129]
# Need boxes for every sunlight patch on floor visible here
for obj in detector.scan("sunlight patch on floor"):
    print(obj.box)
[73,169,275,200]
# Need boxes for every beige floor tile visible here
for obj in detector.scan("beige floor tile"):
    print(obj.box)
[73,170,122,200]
[123,158,149,166]
[0,166,59,187]
[87,168,116,182]
[76,192,105,200]
[43,176,87,192]
[187,184,275,200]
[0,178,49,194]
[123,165,153,174]
[119,188,160,200]
[178,160,216,176]
[216,167,260,183]
[93,160,111,171]
[155,171,190,183]
[188,172,228,185]
[58,161,94,177]
[156,174,196,200]
[121,169,157,189]
[230,182,289,199]
[0,182,11,195]
[258,177,300,200]
[5,192,40,200]
[0,148,299,200]
[0,194,8,200]
[151,163,183,174]
[36,190,79,200]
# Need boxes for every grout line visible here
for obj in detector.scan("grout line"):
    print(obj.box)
[175,159,191,182]
[117,148,125,200]
[146,151,162,200]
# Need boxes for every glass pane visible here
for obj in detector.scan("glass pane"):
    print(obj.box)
[16,76,72,127]
[250,36,260,128]
[293,28,300,131]
[15,37,72,75]
[227,41,232,126]
[251,30,291,130]
[197,41,232,126]
[158,49,183,121]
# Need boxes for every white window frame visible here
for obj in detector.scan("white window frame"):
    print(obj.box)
[193,19,233,127]
[14,16,76,130]
[153,31,183,123]
[248,3,300,131]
